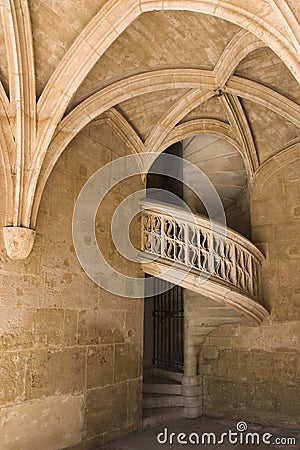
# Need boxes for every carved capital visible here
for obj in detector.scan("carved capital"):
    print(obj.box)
[3,226,35,260]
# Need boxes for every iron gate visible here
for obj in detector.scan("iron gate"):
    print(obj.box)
[152,278,184,372]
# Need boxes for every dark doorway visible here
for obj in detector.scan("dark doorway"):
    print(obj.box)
[146,141,184,206]
[144,143,185,374]
[152,278,184,372]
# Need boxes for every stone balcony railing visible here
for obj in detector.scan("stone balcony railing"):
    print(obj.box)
[140,199,269,324]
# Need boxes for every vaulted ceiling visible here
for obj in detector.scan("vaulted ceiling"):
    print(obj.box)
[0,0,299,238]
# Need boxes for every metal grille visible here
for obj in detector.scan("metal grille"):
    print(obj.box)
[152,278,184,372]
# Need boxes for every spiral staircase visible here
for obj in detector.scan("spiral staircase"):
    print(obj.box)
[140,199,269,428]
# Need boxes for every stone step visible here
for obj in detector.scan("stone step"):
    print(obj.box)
[142,407,185,429]
[152,368,183,383]
[143,393,184,408]
[143,367,153,378]
[143,377,182,395]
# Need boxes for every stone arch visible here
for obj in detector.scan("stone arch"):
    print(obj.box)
[30,71,300,228]
[35,0,300,173]
[253,142,300,196]
[145,123,251,236]
[147,119,245,173]
[214,29,266,87]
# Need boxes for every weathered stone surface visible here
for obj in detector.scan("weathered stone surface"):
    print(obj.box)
[127,378,143,429]
[35,308,64,346]
[204,378,256,415]
[3,227,36,260]
[0,352,26,407]
[0,306,36,350]
[0,1,299,448]
[86,345,114,389]
[64,309,78,346]
[25,349,86,400]
[0,394,84,450]
[86,383,127,437]
[125,310,144,344]
[196,159,298,427]
[78,310,126,345]
[114,343,140,382]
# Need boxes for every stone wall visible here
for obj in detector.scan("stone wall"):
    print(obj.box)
[200,157,300,428]
[225,188,250,238]
[0,123,144,449]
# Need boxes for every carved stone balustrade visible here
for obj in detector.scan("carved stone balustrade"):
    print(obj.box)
[140,199,269,324]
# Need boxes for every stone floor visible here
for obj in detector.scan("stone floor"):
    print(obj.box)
[99,416,300,449]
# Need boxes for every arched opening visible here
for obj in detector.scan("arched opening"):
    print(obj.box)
[142,134,252,422]
[143,142,185,378]
[182,134,250,238]
[146,142,184,206]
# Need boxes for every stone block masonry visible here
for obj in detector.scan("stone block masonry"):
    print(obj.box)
[0,123,144,449]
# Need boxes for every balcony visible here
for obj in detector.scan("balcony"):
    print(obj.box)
[140,199,269,324]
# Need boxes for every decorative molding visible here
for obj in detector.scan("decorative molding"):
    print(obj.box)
[36,0,300,156]
[29,69,300,231]
[80,108,146,175]
[92,108,145,156]
[270,0,300,50]
[214,29,266,87]
[144,88,215,152]
[140,199,268,324]
[158,119,239,153]
[144,118,247,180]
[220,93,259,177]
[49,71,300,169]
[35,69,215,174]
[142,258,268,324]
[253,142,300,195]
[0,81,14,225]
[1,0,36,227]
[225,76,300,128]
[2,226,35,259]
[0,1,299,259]
[141,198,265,262]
